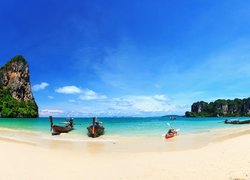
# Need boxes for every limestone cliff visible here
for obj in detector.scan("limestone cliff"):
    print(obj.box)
[191,101,208,113]
[185,98,250,117]
[0,56,38,118]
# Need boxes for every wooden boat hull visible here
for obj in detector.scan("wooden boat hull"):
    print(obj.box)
[87,125,105,138]
[52,125,73,133]
[49,116,74,135]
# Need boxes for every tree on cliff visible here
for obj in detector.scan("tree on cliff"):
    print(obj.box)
[0,56,38,118]
[186,98,250,117]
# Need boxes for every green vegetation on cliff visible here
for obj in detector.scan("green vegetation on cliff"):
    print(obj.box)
[185,98,250,117]
[0,55,38,118]
[0,88,38,118]
[0,55,27,71]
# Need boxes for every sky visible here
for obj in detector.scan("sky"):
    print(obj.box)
[1,0,250,117]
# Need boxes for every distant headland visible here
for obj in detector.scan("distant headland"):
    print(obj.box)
[0,55,38,118]
[185,98,250,117]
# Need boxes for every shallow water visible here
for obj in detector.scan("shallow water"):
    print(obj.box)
[0,117,249,137]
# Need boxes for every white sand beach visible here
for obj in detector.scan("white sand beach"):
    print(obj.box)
[0,127,250,180]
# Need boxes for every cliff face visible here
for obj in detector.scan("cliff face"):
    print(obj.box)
[0,56,38,118]
[0,56,34,101]
[191,101,208,113]
[186,98,250,117]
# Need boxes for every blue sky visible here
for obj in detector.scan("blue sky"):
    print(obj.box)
[1,0,250,117]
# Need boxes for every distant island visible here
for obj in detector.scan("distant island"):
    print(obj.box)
[185,98,250,117]
[161,115,183,118]
[0,56,38,118]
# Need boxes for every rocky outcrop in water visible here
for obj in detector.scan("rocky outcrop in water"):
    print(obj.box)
[191,101,208,113]
[186,98,250,117]
[0,56,38,118]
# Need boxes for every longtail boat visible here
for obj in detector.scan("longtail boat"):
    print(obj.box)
[224,119,250,124]
[49,116,74,135]
[87,117,105,138]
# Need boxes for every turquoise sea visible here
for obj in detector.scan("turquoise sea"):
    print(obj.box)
[0,117,249,137]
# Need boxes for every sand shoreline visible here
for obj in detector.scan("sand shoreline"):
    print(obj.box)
[1,127,250,179]
[0,126,250,152]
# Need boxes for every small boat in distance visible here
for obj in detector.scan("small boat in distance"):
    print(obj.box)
[169,116,176,120]
[224,119,250,124]
[161,115,180,120]
[49,116,74,135]
[87,117,105,138]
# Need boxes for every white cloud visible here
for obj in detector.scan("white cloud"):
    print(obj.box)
[38,94,188,117]
[40,109,64,113]
[130,96,172,112]
[39,109,64,116]
[79,89,107,100]
[48,96,54,99]
[153,95,169,101]
[55,86,107,100]
[55,86,82,94]
[76,94,183,116]
[32,82,49,91]
[110,94,177,114]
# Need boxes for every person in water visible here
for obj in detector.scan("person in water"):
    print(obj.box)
[168,127,175,134]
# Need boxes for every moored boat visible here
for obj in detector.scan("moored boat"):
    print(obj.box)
[49,116,74,135]
[87,117,105,138]
[224,119,250,124]
[87,125,105,138]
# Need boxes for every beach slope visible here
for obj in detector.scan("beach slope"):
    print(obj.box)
[0,131,250,180]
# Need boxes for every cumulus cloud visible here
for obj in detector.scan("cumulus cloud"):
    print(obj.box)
[79,89,107,100]
[41,109,64,113]
[48,96,54,99]
[32,82,49,91]
[66,94,185,117]
[38,94,187,117]
[55,86,82,94]
[39,109,64,116]
[131,96,173,112]
[55,86,107,100]
[50,87,185,116]
[153,95,169,101]
[110,94,176,113]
